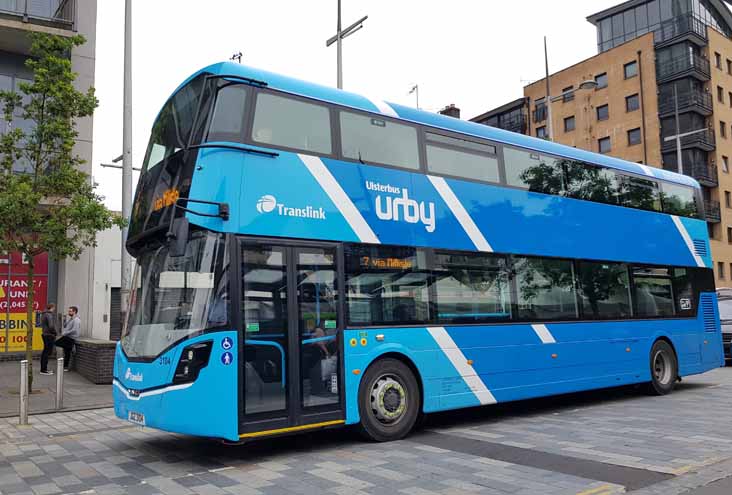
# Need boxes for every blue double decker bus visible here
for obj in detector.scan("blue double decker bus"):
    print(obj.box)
[114,62,723,442]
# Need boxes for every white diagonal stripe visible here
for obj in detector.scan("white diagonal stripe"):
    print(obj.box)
[365,96,399,118]
[427,327,496,405]
[638,164,655,177]
[531,324,556,344]
[671,215,705,267]
[427,175,492,252]
[299,154,380,244]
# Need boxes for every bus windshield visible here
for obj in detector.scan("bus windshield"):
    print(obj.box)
[122,230,229,359]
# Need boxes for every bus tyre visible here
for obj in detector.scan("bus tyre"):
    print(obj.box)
[358,358,420,442]
[646,340,678,396]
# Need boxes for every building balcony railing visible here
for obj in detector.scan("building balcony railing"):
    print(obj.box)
[705,199,721,223]
[658,90,713,117]
[661,129,716,152]
[497,114,528,134]
[682,162,719,187]
[0,0,74,30]
[654,14,708,47]
[656,53,711,83]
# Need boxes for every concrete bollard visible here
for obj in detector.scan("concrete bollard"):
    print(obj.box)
[19,360,28,425]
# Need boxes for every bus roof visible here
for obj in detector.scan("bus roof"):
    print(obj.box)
[176,61,699,189]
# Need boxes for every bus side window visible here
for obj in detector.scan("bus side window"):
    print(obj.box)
[207,84,248,143]
[340,111,420,170]
[251,93,332,155]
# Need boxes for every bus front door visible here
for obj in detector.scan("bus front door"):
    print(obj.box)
[239,241,343,438]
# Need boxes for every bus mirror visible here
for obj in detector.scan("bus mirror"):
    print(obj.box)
[169,217,189,257]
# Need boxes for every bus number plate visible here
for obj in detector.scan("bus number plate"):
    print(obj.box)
[128,411,145,426]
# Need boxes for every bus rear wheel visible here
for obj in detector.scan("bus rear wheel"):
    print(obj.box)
[645,340,678,396]
[358,358,420,442]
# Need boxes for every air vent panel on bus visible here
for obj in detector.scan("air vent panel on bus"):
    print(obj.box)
[700,293,718,332]
[693,239,708,258]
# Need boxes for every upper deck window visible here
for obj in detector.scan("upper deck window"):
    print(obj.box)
[207,84,248,143]
[504,147,564,195]
[661,182,698,218]
[425,132,499,183]
[340,111,420,170]
[143,74,205,172]
[252,92,332,154]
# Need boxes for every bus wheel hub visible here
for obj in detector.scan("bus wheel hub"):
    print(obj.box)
[371,376,406,423]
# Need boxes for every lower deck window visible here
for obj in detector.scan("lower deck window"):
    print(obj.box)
[576,261,631,319]
[514,257,578,320]
[633,267,674,317]
[345,245,430,325]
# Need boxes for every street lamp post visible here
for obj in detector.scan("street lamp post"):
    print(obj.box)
[121,0,133,332]
[326,0,367,89]
[544,79,598,141]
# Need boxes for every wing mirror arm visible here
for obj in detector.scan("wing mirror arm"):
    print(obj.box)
[166,198,229,257]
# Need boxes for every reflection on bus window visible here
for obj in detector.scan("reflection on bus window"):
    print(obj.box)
[661,182,698,218]
[432,251,511,324]
[633,266,674,317]
[576,261,631,319]
[514,256,578,320]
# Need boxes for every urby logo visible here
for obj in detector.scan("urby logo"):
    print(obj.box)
[255,194,326,220]
[125,368,143,383]
[368,181,435,233]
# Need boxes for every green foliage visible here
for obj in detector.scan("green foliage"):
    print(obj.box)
[0,32,125,262]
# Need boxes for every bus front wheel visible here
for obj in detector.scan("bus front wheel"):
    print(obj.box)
[645,340,678,396]
[358,358,420,442]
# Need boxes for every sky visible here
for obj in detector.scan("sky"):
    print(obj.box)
[91,0,621,210]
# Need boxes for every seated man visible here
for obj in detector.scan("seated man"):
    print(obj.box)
[55,306,80,372]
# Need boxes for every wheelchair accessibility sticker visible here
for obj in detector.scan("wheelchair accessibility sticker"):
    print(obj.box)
[221,337,233,350]
[221,352,233,365]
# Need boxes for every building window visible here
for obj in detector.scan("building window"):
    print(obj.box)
[728,59,732,75]
[628,128,642,146]
[709,223,717,239]
[722,121,727,139]
[716,52,722,69]
[718,86,725,103]
[626,93,640,112]
[564,116,575,132]
[536,126,547,139]
[597,104,609,121]
[624,61,638,79]
[719,261,726,280]
[599,136,611,154]
[724,156,729,173]
[726,190,731,208]
[595,72,608,89]
[727,227,732,243]
[562,85,574,102]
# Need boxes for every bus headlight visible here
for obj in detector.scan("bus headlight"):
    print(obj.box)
[173,341,213,384]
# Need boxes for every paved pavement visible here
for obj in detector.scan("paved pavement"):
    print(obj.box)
[0,359,112,417]
[3,368,732,494]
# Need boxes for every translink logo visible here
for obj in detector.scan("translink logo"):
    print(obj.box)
[256,195,326,220]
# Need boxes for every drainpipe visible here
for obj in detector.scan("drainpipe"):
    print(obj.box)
[637,49,649,164]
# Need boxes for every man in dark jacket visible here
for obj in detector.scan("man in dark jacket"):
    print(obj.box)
[40,303,57,375]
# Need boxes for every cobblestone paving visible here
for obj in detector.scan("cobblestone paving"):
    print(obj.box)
[2,369,732,494]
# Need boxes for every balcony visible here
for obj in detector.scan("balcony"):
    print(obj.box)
[0,0,74,30]
[656,53,711,84]
[496,114,528,134]
[661,129,716,153]
[654,14,708,48]
[682,162,718,187]
[658,90,713,117]
[705,200,721,223]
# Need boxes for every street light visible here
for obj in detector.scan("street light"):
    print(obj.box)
[544,80,598,141]
[325,0,367,89]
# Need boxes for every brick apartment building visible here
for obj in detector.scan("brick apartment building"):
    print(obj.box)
[473,0,732,287]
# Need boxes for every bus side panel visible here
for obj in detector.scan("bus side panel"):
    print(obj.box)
[114,332,239,441]
[343,306,720,424]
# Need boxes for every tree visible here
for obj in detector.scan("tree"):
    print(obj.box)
[0,33,125,388]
